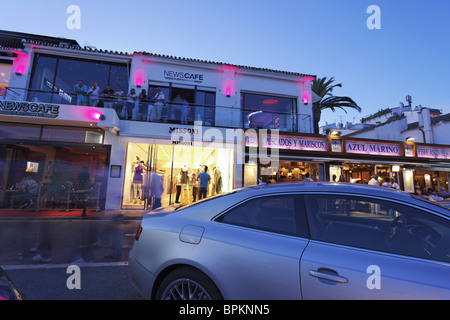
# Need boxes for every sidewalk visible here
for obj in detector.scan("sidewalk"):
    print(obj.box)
[0,208,147,220]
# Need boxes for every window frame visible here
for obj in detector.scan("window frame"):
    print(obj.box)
[214,193,309,238]
[303,192,450,263]
[28,53,130,104]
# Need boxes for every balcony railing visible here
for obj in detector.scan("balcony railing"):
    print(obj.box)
[1,87,312,133]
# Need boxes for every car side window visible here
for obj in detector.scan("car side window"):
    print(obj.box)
[216,195,306,237]
[305,194,450,263]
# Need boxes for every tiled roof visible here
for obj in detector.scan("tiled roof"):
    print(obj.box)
[1,29,315,78]
[23,39,132,57]
[134,51,316,78]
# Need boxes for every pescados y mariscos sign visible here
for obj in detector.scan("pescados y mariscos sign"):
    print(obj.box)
[345,140,401,156]
[417,146,450,159]
[247,134,327,151]
[0,100,59,118]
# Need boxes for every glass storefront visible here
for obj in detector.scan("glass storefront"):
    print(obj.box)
[0,143,109,211]
[258,161,319,184]
[123,142,235,209]
[0,122,109,211]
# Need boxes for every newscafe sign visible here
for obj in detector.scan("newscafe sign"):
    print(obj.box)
[0,100,59,118]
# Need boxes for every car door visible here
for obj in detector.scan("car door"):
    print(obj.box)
[210,193,309,299]
[300,194,450,299]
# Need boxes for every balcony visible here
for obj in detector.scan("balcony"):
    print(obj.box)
[1,87,312,133]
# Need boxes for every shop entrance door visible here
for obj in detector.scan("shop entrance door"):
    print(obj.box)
[0,145,28,208]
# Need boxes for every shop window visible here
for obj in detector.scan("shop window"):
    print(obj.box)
[41,126,104,144]
[260,161,318,184]
[0,123,41,140]
[0,144,109,210]
[123,142,234,209]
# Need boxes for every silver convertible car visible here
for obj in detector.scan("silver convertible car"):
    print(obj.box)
[128,183,450,300]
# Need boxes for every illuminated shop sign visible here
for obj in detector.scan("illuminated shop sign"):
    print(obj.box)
[249,134,327,151]
[0,100,59,118]
[404,144,414,157]
[417,146,450,159]
[345,140,401,156]
[164,69,204,83]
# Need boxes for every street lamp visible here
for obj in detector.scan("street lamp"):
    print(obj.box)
[405,136,415,142]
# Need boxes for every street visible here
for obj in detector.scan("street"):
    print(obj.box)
[0,215,145,300]
[4,264,143,300]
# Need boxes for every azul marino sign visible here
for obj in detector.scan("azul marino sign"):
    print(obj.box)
[0,100,59,118]
[345,140,401,156]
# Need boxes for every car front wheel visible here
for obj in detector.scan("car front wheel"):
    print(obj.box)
[156,267,222,300]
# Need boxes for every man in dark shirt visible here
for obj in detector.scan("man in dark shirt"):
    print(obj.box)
[102,84,115,109]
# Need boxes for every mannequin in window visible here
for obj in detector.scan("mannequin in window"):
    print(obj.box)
[175,165,191,203]
[213,166,223,195]
[133,160,145,203]
[190,173,198,202]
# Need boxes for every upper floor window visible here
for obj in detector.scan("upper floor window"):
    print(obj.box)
[241,92,297,132]
[28,53,129,106]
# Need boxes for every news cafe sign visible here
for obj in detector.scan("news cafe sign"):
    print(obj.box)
[0,100,59,118]
[345,140,401,156]
[164,69,204,83]
[417,145,450,160]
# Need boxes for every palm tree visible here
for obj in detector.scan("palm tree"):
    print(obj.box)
[311,77,361,134]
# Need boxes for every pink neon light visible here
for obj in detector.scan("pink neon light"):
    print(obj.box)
[222,64,237,97]
[83,109,104,121]
[135,76,144,87]
[13,51,30,75]
[263,99,278,105]
[133,69,145,87]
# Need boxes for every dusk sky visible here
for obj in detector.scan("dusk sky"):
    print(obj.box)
[1,0,449,126]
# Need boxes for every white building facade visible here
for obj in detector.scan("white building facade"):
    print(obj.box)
[0,30,315,211]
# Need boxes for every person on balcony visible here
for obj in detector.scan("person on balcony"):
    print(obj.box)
[126,88,137,120]
[74,80,88,106]
[153,87,165,122]
[102,84,115,108]
[114,85,125,118]
[180,96,190,124]
[87,82,101,107]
